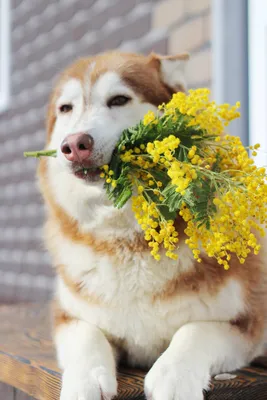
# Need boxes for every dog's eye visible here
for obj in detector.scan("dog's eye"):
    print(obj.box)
[59,104,73,113]
[107,95,131,108]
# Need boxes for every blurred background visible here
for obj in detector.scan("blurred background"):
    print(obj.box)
[0,0,266,303]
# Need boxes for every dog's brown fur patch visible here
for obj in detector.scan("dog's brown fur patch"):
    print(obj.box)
[45,51,188,141]
[53,300,76,331]
[154,250,267,341]
[56,264,101,305]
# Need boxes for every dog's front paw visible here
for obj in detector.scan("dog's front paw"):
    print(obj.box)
[60,365,117,400]
[144,352,209,400]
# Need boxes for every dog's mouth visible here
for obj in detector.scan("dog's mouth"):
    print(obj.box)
[71,163,102,182]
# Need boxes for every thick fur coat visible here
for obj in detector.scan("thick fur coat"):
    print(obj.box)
[38,51,267,400]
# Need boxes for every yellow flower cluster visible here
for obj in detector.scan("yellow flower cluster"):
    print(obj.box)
[143,110,157,126]
[165,88,240,135]
[121,135,183,260]
[168,161,198,195]
[100,165,117,188]
[181,137,267,269]
[146,135,180,163]
[132,195,178,260]
[183,185,265,270]
[25,88,266,268]
[101,88,267,268]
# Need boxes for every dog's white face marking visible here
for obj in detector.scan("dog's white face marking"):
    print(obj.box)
[84,62,95,103]
[47,70,158,229]
[52,79,84,160]
[51,71,157,169]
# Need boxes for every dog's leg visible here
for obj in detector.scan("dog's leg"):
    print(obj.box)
[144,321,262,400]
[55,318,117,400]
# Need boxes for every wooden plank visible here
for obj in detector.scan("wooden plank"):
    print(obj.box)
[0,303,267,400]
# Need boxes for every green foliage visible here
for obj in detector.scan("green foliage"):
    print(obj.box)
[104,109,225,229]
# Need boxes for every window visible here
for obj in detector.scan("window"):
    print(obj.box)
[212,0,248,145]
[248,0,267,166]
[0,0,11,113]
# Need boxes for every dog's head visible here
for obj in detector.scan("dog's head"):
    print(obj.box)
[46,51,188,181]
[42,51,188,227]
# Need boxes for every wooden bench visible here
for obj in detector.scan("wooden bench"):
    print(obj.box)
[0,303,267,400]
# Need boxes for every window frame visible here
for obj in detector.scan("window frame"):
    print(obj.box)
[212,0,249,145]
[0,0,11,114]
[248,0,267,166]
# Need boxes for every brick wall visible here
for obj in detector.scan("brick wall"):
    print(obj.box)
[0,0,211,303]
[152,0,211,88]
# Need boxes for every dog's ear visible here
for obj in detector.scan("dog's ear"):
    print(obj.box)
[148,53,189,92]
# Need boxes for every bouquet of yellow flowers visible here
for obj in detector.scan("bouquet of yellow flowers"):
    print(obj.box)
[24,89,267,269]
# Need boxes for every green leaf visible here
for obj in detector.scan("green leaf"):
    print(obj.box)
[162,184,183,212]
[114,185,133,208]
[159,205,177,221]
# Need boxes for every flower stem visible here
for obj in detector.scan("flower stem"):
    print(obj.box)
[23,149,57,158]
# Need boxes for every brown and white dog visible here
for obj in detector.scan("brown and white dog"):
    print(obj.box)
[38,51,267,400]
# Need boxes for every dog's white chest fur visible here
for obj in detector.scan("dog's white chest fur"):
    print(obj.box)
[56,235,245,368]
